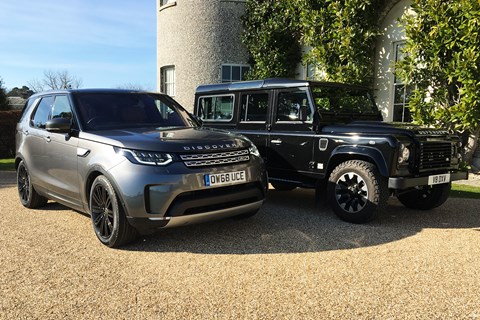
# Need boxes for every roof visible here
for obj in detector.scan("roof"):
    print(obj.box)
[28,88,153,99]
[195,78,370,94]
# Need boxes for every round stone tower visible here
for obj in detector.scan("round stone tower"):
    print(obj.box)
[156,0,249,110]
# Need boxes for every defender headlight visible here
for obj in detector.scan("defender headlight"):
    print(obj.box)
[398,143,411,164]
[117,148,173,166]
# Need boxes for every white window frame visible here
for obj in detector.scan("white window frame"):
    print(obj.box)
[160,66,175,97]
[392,41,412,122]
[221,64,250,83]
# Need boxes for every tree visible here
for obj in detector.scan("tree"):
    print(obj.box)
[396,0,480,164]
[28,70,82,93]
[7,86,34,99]
[242,0,302,79]
[242,0,382,85]
[0,77,10,111]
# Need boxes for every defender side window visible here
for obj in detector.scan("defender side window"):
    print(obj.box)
[197,95,234,121]
[276,90,312,122]
[240,93,268,122]
[31,96,54,129]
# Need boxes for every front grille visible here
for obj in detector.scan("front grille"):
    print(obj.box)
[419,142,453,170]
[180,149,250,168]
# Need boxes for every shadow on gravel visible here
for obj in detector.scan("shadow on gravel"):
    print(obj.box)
[122,188,480,254]
[0,171,16,189]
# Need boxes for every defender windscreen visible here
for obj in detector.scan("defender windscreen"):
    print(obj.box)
[311,86,379,115]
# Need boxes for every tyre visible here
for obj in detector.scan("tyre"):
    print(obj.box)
[271,181,296,191]
[328,160,388,223]
[397,183,451,210]
[17,160,48,209]
[90,175,137,247]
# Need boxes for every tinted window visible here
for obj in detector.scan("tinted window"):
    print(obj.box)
[276,90,312,122]
[31,96,54,129]
[240,93,268,122]
[74,93,195,130]
[311,86,378,114]
[197,95,234,121]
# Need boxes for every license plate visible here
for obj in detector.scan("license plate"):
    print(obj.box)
[204,171,246,187]
[428,173,450,185]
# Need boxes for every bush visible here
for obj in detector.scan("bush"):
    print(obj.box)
[0,110,22,158]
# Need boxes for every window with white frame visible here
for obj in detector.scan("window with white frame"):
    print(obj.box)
[221,64,250,83]
[393,42,412,122]
[160,66,175,96]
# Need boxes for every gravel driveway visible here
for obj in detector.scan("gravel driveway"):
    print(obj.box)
[1,171,479,319]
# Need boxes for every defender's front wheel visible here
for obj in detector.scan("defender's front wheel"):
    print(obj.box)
[90,175,137,247]
[328,160,388,223]
[397,183,451,210]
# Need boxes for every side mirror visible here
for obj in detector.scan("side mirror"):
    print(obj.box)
[46,117,72,133]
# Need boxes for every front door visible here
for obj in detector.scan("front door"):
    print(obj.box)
[268,87,316,182]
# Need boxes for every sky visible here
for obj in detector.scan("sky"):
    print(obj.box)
[0,0,157,91]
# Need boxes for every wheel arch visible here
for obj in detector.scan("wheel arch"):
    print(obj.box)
[326,145,390,178]
[84,167,129,217]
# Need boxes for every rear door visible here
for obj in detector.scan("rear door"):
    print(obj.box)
[235,91,271,163]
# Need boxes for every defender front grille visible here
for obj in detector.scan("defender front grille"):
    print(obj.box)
[419,142,453,170]
[180,149,250,168]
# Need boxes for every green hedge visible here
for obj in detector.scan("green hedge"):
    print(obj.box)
[0,110,22,158]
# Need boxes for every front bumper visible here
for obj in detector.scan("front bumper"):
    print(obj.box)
[388,171,468,189]
[106,157,267,232]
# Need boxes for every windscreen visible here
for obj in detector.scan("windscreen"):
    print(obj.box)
[74,92,197,131]
[311,86,379,115]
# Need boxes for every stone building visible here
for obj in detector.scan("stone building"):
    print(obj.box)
[156,0,411,119]
[156,0,250,109]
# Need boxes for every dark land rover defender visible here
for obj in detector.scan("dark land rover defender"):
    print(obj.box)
[194,79,467,223]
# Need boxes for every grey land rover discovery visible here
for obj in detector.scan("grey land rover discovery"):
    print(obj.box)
[15,89,267,247]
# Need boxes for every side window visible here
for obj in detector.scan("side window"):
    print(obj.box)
[197,95,234,121]
[31,96,54,129]
[51,95,72,120]
[276,90,312,122]
[240,93,268,122]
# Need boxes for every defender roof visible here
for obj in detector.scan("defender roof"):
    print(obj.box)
[195,78,369,94]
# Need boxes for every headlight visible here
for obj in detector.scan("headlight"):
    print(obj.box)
[248,144,260,157]
[117,148,173,166]
[398,143,411,164]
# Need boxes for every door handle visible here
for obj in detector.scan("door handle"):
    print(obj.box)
[44,136,51,142]
[271,139,282,144]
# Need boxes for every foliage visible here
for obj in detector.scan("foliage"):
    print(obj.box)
[0,77,10,111]
[242,0,302,79]
[396,0,480,161]
[298,0,382,85]
[0,110,22,158]
[28,70,82,93]
[242,0,382,85]
[7,86,34,99]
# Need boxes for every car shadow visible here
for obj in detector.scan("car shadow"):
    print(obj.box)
[122,188,480,254]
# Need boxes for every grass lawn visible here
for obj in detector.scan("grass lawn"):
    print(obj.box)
[0,158,15,171]
[451,183,480,199]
